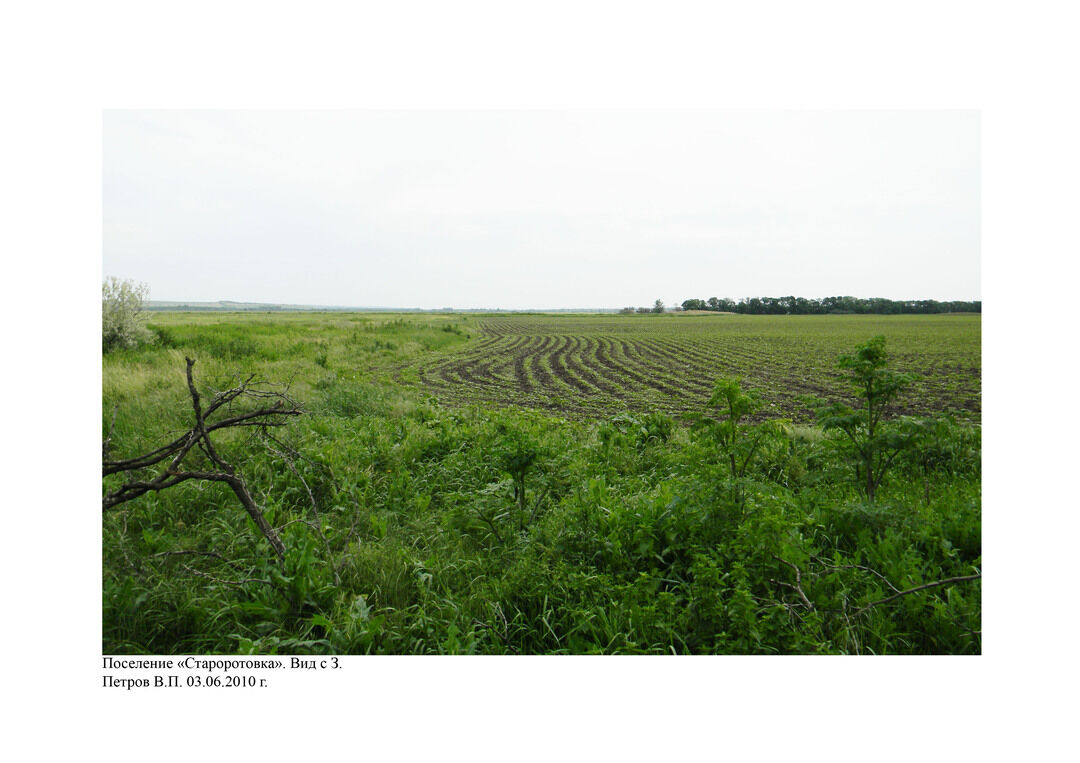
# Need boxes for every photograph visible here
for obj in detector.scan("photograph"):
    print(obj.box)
[102,109,981,655]
[11,1,1080,758]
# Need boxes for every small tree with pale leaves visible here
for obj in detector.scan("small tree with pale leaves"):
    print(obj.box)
[102,277,154,352]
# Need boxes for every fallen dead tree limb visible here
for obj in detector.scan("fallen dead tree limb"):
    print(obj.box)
[854,574,981,616]
[103,357,303,560]
[767,555,981,626]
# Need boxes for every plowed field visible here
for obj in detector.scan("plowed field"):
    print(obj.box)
[400,314,981,420]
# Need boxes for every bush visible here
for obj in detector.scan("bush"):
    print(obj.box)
[602,411,675,450]
[102,277,154,352]
[808,336,917,501]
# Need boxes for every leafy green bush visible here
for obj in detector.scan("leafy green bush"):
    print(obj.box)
[601,411,675,450]
[808,336,917,501]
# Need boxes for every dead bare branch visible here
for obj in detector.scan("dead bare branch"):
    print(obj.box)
[854,574,981,616]
[772,555,815,610]
[102,357,303,560]
[808,555,903,594]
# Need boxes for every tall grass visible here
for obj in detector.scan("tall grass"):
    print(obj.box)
[104,312,980,654]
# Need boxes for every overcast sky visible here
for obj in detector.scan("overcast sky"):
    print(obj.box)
[103,110,979,309]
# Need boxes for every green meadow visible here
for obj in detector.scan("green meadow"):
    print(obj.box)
[103,312,981,654]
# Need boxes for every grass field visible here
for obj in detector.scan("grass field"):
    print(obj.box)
[103,311,981,654]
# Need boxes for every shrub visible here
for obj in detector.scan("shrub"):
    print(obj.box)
[808,336,917,501]
[102,277,154,352]
[693,377,775,480]
[603,411,675,450]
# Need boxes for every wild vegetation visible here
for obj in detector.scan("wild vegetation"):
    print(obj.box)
[103,311,980,654]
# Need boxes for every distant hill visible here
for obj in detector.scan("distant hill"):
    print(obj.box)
[146,300,410,312]
[146,301,619,313]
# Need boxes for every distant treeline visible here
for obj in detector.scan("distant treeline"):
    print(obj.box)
[668,296,982,315]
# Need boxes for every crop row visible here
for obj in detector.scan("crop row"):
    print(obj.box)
[398,316,981,421]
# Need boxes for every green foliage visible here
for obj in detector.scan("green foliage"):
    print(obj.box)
[103,313,980,655]
[495,426,545,530]
[694,377,773,478]
[601,411,675,451]
[809,336,918,501]
[896,413,981,505]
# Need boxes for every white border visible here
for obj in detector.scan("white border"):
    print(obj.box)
[5,1,1077,759]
